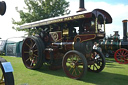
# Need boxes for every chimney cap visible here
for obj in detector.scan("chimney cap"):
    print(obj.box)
[77,8,87,12]
[122,20,128,22]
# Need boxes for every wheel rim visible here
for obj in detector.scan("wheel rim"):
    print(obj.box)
[22,37,43,69]
[114,49,128,64]
[63,51,87,79]
[88,49,105,72]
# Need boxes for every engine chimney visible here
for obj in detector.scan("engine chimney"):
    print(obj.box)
[122,20,128,41]
[77,0,86,12]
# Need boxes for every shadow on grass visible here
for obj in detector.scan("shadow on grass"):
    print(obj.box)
[105,62,126,69]
[36,65,128,85]
[82,71,128,85]
[36,66,65,77]
[105,58,128,69]
[105,57,116,62]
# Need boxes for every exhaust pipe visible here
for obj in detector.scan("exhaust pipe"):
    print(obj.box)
[122,20,128,41]
[77,0,86,12]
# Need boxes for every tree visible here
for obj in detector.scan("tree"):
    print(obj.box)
[12,0,70,35]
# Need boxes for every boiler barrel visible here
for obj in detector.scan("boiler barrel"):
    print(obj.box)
[100,40,121,51]
[100,40,128,51]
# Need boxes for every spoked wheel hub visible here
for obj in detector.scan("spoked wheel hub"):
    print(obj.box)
[28,49,35,61]
[70,61,80,69]
[29,49,33,56]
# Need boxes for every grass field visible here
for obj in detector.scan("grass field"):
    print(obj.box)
[1,56,128,85]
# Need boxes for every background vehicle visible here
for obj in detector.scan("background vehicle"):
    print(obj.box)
[99,20,128,64]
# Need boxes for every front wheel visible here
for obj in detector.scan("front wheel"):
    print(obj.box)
[62,50,87,79]
[22,36,45,69]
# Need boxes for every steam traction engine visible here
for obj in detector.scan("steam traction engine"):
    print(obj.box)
[20,0,112,79]
[100,20,128,64]
[114,20,128,64]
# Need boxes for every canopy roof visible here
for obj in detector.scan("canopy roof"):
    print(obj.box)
[20,9,112,29]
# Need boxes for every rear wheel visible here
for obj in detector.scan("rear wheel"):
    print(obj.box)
[62,50,87,79]
[88,49,105,72]
[0,57,14,85]
[114,48,128,64]
[22,36,45,69]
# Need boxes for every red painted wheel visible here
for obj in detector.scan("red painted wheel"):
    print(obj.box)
[114,48,128,64]
[62,50,87,79]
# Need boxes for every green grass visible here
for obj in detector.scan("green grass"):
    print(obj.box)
[1,56,128,85]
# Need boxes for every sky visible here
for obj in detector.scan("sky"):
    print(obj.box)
[0,0,128,40]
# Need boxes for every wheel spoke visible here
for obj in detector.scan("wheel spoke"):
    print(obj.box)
[89,65,91,68]
[75,57,80,63]
[121,50,124,55]
[24,51,29,54]
[74,69,77,76]
[94,64,98,70]
[76,66,81,74]
[117,52,121,56]
[67,61,72,63]
[34,50,38,52]
[93,64,95,70]
[33,54,38,57]
[26,57,30,62]
[72,69,75,75]
[30,61,33,66]
[72,68,77,76]
[32,43,36,49]
[69,67,72,71]
[26,43,31,48]
[123,51,127,55]
[71,55,74,62]
[30,59,35,67]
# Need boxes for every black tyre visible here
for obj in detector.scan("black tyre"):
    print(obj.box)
[0,57,14,85]
[88,49,105,72]
[62,50,87,79]
[22,36,45,69]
